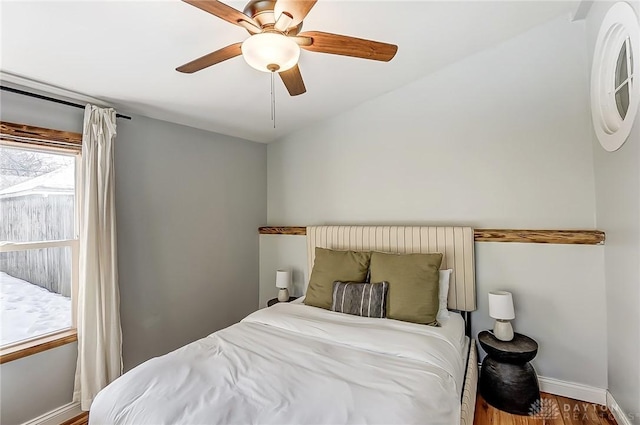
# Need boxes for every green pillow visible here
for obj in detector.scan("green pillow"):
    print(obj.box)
[305,248,371,310]
[369,252,443,325]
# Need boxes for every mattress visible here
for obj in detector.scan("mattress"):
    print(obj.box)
[90,303,468,425]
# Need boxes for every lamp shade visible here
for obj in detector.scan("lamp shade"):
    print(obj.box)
[488,291,515,320]
[275,270,291,289]
[241,33,300,73]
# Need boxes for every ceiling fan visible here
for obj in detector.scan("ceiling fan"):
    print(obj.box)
[176,0,398,96]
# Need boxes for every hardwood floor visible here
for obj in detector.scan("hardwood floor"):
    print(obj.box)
[475,393,618,425]
[60,412,88,425]
[62,392,617,425]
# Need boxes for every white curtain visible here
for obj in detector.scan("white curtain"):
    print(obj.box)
[73,105,123,411]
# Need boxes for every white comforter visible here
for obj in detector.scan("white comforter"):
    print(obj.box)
[90,302,466,425]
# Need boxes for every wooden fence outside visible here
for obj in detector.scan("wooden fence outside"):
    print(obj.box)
[0,194,74,297]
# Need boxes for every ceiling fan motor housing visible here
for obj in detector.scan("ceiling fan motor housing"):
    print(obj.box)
[243,0,303,34]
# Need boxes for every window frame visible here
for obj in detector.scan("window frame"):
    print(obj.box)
[590,2,640,152]
[0,121,82,363]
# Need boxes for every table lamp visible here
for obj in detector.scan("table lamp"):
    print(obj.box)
[488,291,515,341]
[276,270,291,302]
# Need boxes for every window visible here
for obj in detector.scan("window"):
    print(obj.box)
[614,37,633,120]
[590,2,640,152]
[0,128,80,353]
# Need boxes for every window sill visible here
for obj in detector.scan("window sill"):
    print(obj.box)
[0,329,77,364]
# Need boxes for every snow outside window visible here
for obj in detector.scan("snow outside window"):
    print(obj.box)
[0,144,79,348]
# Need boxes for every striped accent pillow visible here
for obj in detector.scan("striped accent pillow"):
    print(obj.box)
[331,281,389,318]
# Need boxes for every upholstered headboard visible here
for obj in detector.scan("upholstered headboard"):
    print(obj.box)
[306,226,476,312]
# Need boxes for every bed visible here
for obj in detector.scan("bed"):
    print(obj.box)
[90,226,478,425]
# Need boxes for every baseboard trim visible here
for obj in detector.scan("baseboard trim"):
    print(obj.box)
[607,391,633,425]
[21,402,83,425]
[538,376,607,405]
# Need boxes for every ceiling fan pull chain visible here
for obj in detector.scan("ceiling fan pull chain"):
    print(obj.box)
[271,71,276,129]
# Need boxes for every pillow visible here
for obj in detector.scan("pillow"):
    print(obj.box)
[331,281,389,318]
[369,251,443,325]
[304,248,371,310]
[437,269,453,323]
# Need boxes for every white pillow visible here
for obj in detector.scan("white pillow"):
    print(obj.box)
[437,269,453,322]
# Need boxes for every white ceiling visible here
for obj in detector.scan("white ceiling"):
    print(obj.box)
[1,1,577,143]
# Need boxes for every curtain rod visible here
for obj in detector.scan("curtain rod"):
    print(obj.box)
[0,85,132,120]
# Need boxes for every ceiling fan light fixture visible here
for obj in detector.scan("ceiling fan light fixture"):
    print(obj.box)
[241,32,300,73]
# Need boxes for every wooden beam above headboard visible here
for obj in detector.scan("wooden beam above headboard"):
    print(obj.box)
[260,226,307,235]
[258,227,605,245]
[472,229,604,245]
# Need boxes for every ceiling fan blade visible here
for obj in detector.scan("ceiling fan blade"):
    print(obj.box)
[176,42,243,73]
[274,0,317,29]
[182,0,261,33]
[299,31,398,62]
[279,65,306,96]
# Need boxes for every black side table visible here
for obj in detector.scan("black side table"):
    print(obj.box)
[478,331,540,415]
[267,297,298,307]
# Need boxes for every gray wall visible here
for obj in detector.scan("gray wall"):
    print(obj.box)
[262,14,609,391]
[586,1,640,422]
[115,114,266,370]
[0,332,78,425]
[0,88,267,423]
